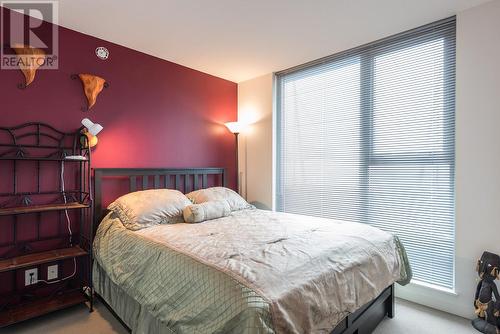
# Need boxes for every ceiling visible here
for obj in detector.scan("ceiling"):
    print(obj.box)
[37,0,493,82]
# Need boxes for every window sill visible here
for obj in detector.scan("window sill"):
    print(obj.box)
[404,279,458,296]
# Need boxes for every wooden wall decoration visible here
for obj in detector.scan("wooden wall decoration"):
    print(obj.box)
[72,73,109,111]
[12,45,46,88]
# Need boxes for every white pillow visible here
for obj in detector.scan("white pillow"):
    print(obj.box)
[186,187,253,212]
[183,200,231,223]
[108,189,191,230]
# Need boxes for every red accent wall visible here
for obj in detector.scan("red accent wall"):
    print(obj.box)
[0,10,237,296]
[0,14,237,184]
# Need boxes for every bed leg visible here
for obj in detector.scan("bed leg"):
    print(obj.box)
[387,284,395,318]
[89,287,95,313]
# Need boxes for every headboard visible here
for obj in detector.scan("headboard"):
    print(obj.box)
[93,167,226,227]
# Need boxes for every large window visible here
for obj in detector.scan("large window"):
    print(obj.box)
[276,18,456,289]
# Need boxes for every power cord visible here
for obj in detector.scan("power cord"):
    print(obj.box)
[34,258,77,285]
[33,161,77,285]
[61,161,73,246]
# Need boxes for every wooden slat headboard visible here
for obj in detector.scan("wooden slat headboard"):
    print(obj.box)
[93,167,226,226]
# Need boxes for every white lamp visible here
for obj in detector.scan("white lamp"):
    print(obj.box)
[81,118,103,148]
[82,118,103,136]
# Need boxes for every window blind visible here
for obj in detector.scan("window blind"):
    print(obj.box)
[276,17,456,289]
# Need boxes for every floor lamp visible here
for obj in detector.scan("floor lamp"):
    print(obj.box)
[224,121,245,194]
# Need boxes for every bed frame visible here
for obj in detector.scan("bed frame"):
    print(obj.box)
[93,167,227,224]
[92,168,394,334]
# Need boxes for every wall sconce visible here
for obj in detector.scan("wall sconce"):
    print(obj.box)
[224,121,246,194]
[81,118,103,148]
[71,73,109,111]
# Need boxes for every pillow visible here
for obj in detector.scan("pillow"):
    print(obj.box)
[183,200,231,223]
[108,189,191,230]
[186,187,253,212]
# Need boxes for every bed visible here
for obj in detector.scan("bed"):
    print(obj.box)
[91,168,411,334]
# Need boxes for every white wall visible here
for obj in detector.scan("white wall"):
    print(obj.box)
[237,74,274,209]
[237,0,500,319]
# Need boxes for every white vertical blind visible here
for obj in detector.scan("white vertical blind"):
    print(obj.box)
[276,17,456,289]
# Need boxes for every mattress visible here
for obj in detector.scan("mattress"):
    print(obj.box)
[93,208,411,334]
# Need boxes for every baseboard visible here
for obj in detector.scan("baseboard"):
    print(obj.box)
[395,283,473,319]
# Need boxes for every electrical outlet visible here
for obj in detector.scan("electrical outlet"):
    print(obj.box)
[25,268,38,286]
[47,264,58,280]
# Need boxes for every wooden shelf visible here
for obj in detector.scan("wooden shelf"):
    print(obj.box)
[0,202,90,216]
[0,157,88,161]
[0,246,88,273]
[0,289,87,328]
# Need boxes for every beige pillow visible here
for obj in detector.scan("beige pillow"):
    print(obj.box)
[186,187,253,212]
[108,189,191,230]
[183,200,231,223]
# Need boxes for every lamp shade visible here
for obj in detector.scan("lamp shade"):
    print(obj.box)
[81,118,103,136]
[86,133,98,148]
[224,121,245,134]
[80,132,99,148]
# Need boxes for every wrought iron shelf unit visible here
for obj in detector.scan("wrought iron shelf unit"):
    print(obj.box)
[0,123,93,328]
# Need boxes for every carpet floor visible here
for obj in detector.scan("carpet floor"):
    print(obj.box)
[0,298,474,334]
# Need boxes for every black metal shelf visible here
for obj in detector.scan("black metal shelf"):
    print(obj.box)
[0,122,94,324]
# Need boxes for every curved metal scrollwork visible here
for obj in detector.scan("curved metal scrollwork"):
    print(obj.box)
[0,122,84,159]
[0,122,91,208]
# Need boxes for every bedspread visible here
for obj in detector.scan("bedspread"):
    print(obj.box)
[93,208,411,334]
